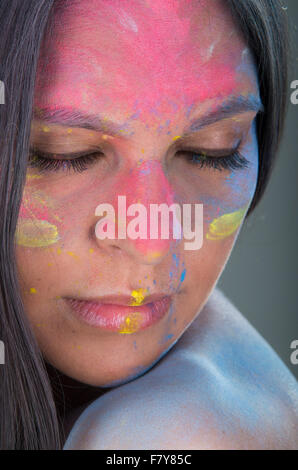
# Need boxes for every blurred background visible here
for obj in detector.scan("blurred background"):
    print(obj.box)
[218,0,298,379]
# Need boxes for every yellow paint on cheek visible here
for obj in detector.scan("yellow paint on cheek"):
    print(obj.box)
[15,219,59,247]
[130,288,149,306]
[206,207,247,240]
[30,288,37,294]
[26,173,42,181]
[118,312,143,334]
[67,251,79,261]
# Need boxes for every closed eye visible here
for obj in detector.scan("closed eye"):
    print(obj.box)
[28,147,250,174]
[177,148,250,171]
[28,148,104,173]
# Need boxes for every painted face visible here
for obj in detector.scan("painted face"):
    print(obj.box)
[16,0,262,386]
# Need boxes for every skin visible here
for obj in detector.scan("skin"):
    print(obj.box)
[64,289,298,450]
[15,0,297,447]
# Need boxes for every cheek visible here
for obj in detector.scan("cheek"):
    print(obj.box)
[167,163,257,247]
[202,163,257,241]
[179,162,257,309]
[15,186,64,295]
[204,130,258,240]
[16,173,95,252]
[16,187,62,248]
[171,127,258,242]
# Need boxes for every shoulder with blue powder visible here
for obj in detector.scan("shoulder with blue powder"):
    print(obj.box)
[63,288,298,450]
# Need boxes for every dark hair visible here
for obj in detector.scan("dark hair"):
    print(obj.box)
[0,0,289,449]
[227,0,289,215]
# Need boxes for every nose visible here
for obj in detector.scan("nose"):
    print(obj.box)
[94,160,182,264]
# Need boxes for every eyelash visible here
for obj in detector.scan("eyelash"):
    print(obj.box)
[184,150,249,171]
[28,148,249,174]
[28,150,102,173]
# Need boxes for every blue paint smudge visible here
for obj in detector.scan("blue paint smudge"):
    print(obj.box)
[128,110,141,120]
[172,253,179,268]
[159,333,174,346]
[180,268,186,283]
[185,102,195,118]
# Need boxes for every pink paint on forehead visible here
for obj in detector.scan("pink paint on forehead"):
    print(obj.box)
[35,0,240,120]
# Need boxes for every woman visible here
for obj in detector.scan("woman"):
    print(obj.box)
[0,0,297,450]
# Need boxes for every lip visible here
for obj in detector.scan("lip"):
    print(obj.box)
[64,294,172,333]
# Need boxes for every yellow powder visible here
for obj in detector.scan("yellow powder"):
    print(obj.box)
[130,288,149,306]
[15,219,59,247]
[118,312,143,334]
[206,207,247,240]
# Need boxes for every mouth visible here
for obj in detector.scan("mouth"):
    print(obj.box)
[64,293,173,333]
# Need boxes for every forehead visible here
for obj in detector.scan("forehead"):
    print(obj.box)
[35,0,258,123]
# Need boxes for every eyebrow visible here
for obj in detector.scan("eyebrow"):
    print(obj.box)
[185,94,264,134]
[33,106,126,136]
[33,94,264,137]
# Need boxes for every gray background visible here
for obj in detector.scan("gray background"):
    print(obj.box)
[218,0,298,379]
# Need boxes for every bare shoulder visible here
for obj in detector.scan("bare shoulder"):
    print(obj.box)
[64,289,298,450]
[173,288,298,448]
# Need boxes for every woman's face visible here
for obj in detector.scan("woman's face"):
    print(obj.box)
[16,0,261,386]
